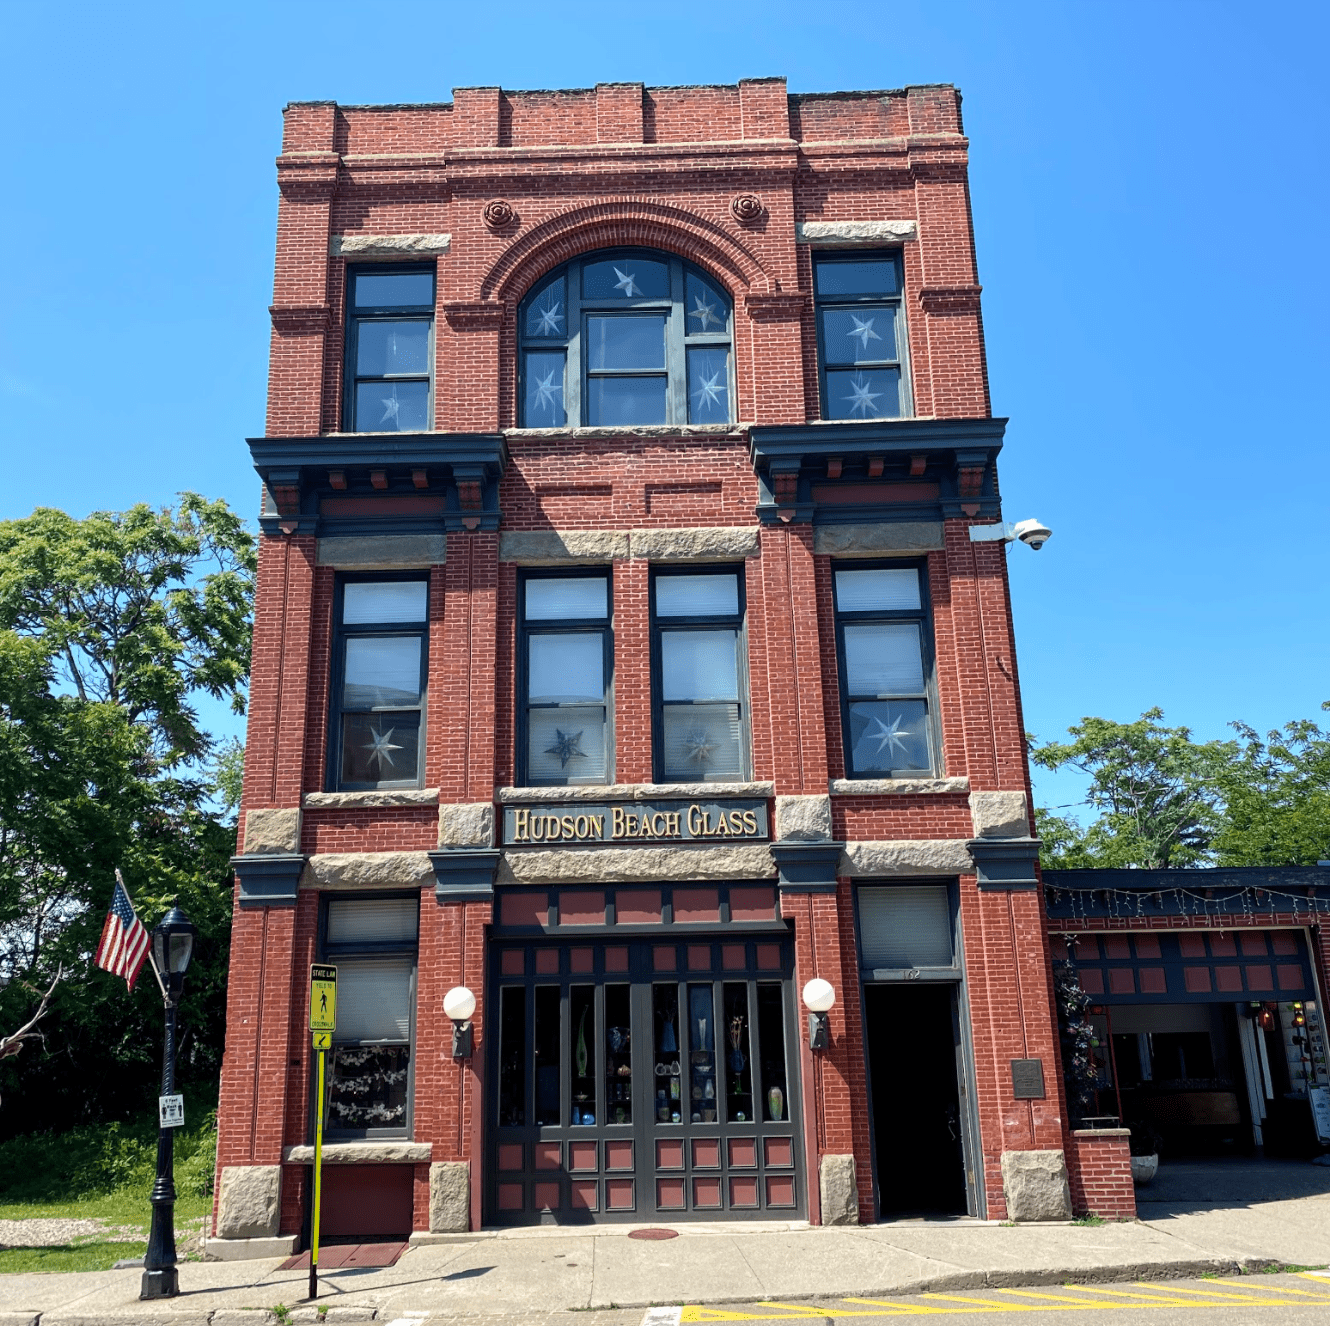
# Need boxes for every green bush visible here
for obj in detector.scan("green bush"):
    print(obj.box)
[0,1109,216,1203]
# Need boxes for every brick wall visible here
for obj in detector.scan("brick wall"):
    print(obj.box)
[1066,1129,1137,1219]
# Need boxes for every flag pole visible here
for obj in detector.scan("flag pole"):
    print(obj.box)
[118,869,168,1001]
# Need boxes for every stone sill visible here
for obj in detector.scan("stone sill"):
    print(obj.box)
[202,1234,298,1262]
[498,782,774,803]
[282,1141,432,1164]
[1072,1128,1131,1139]
[303,789,439,809]
[830,777,970,796]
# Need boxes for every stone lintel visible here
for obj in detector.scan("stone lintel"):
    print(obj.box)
[839,839,973,877]
[629,527,760,561]
[316,535,448,569]
[303,788,440,809]
[813,522,945,556]
[300,851,435,890]
[498,530,629,564]
[497,782,775,803]
[796,219,918,246]
[282,1142,431,1164]
[330,233,451,257]
[830,776,969,795]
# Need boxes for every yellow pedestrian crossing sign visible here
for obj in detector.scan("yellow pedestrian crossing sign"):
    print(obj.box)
[310,964,337,1034]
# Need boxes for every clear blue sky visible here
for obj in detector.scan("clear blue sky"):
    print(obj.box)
[2,0,1325,813]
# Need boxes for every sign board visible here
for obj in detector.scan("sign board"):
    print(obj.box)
[1010,1058,1046,1100]
[310,963,337,1033]
[159,1094,185,1128]
[313,1030,332,1050]
[504,799,767,846]
[1310,1086,1330,1143]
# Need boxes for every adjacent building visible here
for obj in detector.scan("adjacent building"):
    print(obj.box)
[211,78,1138,1255]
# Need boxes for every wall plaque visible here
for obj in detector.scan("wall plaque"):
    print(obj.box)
[504,800,768,846]
[1010,1058,1046,1100]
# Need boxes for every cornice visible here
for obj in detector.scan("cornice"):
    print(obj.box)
[268,304,329,334]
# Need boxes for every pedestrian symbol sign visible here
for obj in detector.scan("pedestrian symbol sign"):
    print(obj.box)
[310,964,337,1033]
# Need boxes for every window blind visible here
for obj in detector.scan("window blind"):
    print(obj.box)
[326,896,419,945]
[858,885,954,969]
[333,958,414,1042]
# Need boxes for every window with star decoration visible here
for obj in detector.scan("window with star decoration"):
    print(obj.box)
[518,250,733,428]
[833,564,936,778]
[519,572,613,786]
[813,252,909,421]
[331,577,429,791]
[651,568,750,783]
[344,265,435,432]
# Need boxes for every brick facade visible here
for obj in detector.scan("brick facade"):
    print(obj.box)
[214,78,1106,1244]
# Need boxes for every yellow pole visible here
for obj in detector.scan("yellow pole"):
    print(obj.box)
[309,1045,325,1300]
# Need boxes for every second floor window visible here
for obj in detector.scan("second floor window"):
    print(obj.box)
[652,569,749,783]
[833,564,934,777]
[814,252,907,421]
[331,577,428,791]
[519,573,612,786]
[345,265,435,432]
[518,249,733,428]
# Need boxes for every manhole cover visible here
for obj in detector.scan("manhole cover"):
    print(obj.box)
[628,1228,679,1240]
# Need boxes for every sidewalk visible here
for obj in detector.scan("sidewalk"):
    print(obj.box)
[2,1167,1327,1326]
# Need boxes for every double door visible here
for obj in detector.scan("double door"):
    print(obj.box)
[487,935,803,1223]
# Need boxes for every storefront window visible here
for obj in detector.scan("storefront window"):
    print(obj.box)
[688,984,719,1123]
[534,985,560,1126]
[723,983,754,1123]
[757,982,788,1122]
[653,983,682,1123]
[605,984,633,1125]
[498,985,526,1127]
[570,985,597,1124]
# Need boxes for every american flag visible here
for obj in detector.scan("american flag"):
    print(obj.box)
[94,872,151,992]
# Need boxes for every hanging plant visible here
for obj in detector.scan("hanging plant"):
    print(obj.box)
[1052,958,1100,1124]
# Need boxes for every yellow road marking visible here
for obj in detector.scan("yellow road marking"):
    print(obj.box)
[1055,1284,1242,1305]
[1209,1277,1330,1298]
[1132,1280,1311,1304]
[922,1295,1042,1310]
[994,1288,1152,1306]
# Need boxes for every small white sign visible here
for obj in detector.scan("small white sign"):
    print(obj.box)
[159,1094,185,1129]
[1310,1085,1330,1143]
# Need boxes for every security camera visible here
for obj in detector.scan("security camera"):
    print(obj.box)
[1011,518,1052,551]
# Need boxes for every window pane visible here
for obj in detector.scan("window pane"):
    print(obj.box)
[523,351,566,425]
[570,985,596,1125]
[333,958,413,1041]
[524,274,567,338]
[655,574,739,617]
[685,271,729,333]
[527,706,606,783]
[355,379,429,431]
[843,622,924,696]
[586,315,666,370]
[661,630,738,701]
[813,258,899,298]
[687,984,717,1124]
[687,347,730,424]
[653,983,682,1124]
[355,320,430,376]
[341,712,421,784]
[756,983,788,1122]
[534,985,560,1127]
[328,1045,409,1132]
[821,307,897,366]
[662,703,744,780]
[343,581,428,625]
[498,985,527,1127]
[605,984,632,1125]
[528,634,603,702]
[583,257,669,300]
[344,636,422,706]
[586,376,667,425]
[722,983,753,1123]
[858,885,953,968]
[353,270,434,308]
[824,368,901,420]
[326,896,419,945]
[525,577,608,620]
[834,567,921,613]
[847,699,930,773]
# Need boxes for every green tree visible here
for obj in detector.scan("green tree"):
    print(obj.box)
[1031,709,1235,869]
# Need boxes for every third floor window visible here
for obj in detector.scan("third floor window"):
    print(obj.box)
[813,252,908,421]
[344,265,435,432]
[518,249,733,429]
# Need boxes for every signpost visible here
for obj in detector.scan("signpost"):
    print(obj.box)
[308,964,337,1301]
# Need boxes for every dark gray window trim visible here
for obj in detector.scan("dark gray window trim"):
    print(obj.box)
[315,890,420,1143]
[648,565,752,785]
[342,263,436,433]
[328,572,429,792]
[516,567,616,787]
[517,248,734,428]
[831,558,939,779]
[812,250,913,422]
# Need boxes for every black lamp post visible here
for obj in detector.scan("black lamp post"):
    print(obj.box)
[141,905,196,1301]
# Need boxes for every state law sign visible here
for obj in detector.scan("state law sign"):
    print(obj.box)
[310,963,337,1036]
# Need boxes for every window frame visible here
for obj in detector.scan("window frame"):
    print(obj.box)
[316,891,420,1142]
[649,565,752,785]
[812,250,912,422]
[328,572,430,793]
[516,568,615,788]
[517,248,735,428]
[831,559,939,779]
[343,263,436,434]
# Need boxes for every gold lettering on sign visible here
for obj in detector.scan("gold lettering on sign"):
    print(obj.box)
[513,808,530,842]
[516,803,761,843]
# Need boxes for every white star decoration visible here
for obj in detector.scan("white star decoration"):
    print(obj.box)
[689,294,722,330]
[683,727,718,765]
[867,714,911,760]
[847,315,882,350]
[363,726,404,770]
[843,374,883,417]
[691,371,725,414]
[612,266,641,297]
[534,294,564,335]
[379,391,401,425]
[532,369,563,416]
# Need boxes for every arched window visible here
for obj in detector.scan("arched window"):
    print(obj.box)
[518,249,733,428]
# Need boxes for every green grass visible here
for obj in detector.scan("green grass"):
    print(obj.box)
[1071,1214,1107,1226]
[0,1242,148,1275]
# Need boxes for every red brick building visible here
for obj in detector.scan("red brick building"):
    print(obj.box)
[211,78,1135,1254]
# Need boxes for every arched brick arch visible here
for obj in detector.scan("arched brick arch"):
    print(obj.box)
[481,198,772,305]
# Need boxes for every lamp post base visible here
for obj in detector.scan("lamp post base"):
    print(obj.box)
[141,1266,179,1299]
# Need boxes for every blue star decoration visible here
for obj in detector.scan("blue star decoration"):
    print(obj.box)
[532,369,562,416]
[612,266,641,297]
[691,370,725,413]
[545,728,586,768]
[867,714,911,759]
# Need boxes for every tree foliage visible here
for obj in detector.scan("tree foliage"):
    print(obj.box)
[0,497,253,1138]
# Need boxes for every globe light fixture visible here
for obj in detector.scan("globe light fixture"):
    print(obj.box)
[445,985,477,1059]
[802,978,836,1051]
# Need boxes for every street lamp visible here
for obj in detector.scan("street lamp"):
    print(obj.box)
[802,978,836,1051]
[141,905,197,1301]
